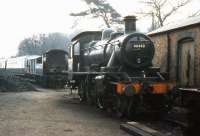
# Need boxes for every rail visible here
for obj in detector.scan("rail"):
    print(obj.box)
[120,121,167,136]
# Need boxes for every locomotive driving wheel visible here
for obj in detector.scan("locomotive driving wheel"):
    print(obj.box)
[96,96,104,109]
[78,80,87,102]
[126,98,135,119]
[125,96,141,120]
[85,76,94,105]
[114,95,126,118]
[86,88,93,105]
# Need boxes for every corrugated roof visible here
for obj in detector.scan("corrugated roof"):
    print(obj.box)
[148,15,200,35]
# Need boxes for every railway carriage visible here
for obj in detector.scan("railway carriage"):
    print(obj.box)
[0,55,41,76]
[0,49,68,88]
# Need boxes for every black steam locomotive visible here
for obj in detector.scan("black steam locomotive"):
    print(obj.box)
[41,49,69,87]
[68,16,174,118]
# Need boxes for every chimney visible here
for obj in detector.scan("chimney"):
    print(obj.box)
[124,15,137,34]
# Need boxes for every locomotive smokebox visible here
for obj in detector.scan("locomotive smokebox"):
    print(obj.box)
[124,15,137,34]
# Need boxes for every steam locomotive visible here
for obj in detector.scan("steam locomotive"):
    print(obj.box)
[0,49,68,88]
[42,49,68,87]
[68,16,174,118]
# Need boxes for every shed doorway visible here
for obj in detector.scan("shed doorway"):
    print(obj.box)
[177,38,195,87]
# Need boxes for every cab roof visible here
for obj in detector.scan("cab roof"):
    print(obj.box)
[71,31,102,42]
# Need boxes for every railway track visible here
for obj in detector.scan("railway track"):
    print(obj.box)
[120,120,184,136]
[120,121,168,136]
[120,107,187,136]
[163,107,188,129]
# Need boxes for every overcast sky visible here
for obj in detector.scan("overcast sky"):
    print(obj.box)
[0,0,199,58]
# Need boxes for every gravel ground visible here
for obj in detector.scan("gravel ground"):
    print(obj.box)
[0,76,36,92]
[0,87,130,136]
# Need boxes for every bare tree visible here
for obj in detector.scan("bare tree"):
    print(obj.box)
[17,33,69,56]
[189,9,200,17]
[139,0,191,30]
[70,0,121,28]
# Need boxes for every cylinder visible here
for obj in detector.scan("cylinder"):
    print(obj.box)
[124,16,137,34]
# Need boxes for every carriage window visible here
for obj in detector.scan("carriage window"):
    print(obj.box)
[36,57,42,64]
[68,43,73,58]
[74,42,80,55]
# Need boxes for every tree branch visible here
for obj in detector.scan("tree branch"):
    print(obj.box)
[189,9,200,17]
[139,0,191,30]
[162,0,191,22]
[70,10,90,16]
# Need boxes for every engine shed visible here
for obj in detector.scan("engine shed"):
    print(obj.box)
[148,16,200,88]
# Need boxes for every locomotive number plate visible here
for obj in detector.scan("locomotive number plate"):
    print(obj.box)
[132,44,146,48]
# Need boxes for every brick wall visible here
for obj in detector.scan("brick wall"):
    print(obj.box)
[150,34,168,73]
[149,25,200,87]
